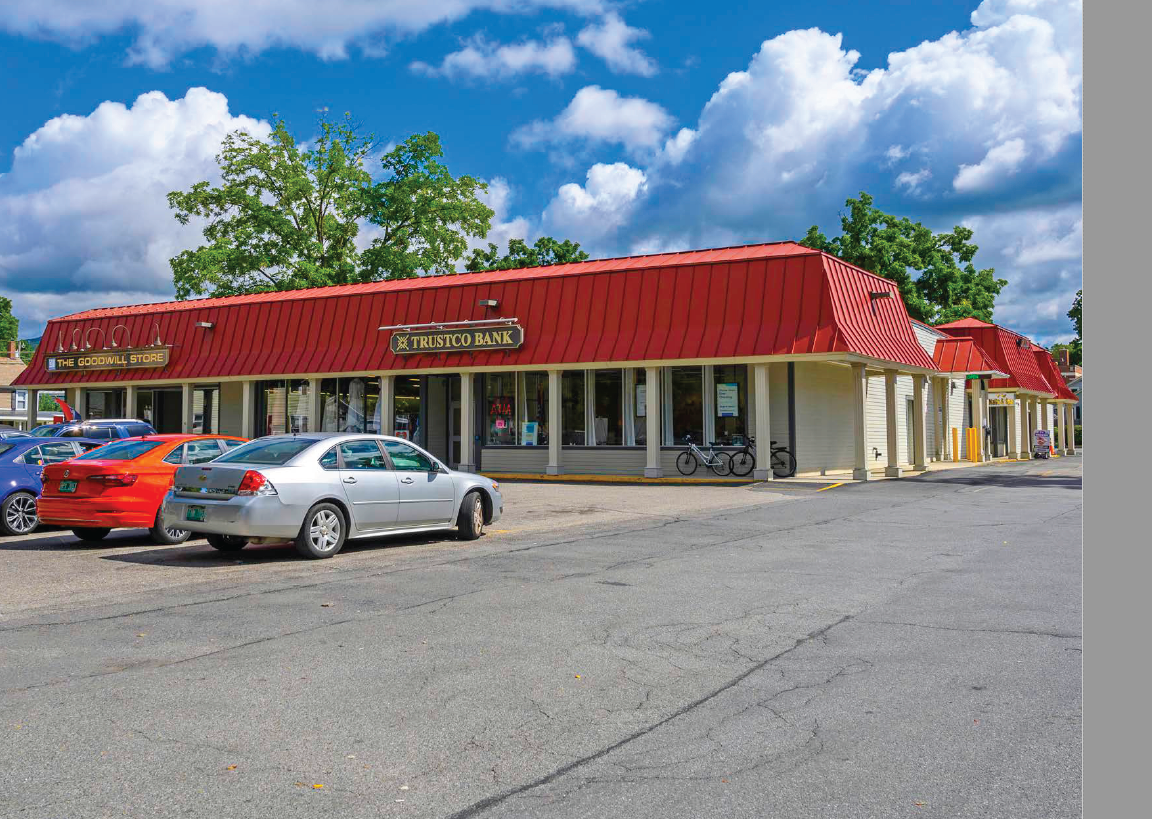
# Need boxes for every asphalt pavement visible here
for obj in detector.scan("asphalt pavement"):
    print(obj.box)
[0,458,1082,818]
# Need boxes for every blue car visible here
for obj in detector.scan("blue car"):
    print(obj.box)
[0,437,106,536]
[29,419,156,441]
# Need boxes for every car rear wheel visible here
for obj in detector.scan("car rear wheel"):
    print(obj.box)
[72,527,111,542]
[1,491,39,536]
[149,511,191,545]
[456,491,485,541]
[206,533,248,552]
[295,503,347,559]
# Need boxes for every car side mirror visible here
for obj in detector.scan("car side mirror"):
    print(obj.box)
[429,460,440,473]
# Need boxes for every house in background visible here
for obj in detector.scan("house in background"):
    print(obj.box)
[1054,348,1082,430]
[0,341,62,429]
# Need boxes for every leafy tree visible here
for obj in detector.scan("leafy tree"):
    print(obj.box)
[168,116,493,299]
[1067,289,1082,365]
[0,297,18,344]
[465,237,590,272]
[801,192,1007,324]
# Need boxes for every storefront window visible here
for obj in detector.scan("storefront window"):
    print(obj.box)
[86,389,124,419]
[562,371,586,445]
[394,376,421,442]
[669,367,703,445]
[485,372,517,446]
[193,386,220,434]
[520,372,549,446]
[321,377,380,432]
[257,380,310,436]
[712,365,748,444]
[593,370,623,445]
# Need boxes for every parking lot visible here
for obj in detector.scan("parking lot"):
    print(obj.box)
[1,461,1081,818]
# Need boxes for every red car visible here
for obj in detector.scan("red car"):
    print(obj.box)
[39,434,247,544]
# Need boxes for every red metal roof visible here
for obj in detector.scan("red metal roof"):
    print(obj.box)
[936,319,1055,396]
[932,336,1007,377]
[1032,349,1078,401]
[16,243,937,386]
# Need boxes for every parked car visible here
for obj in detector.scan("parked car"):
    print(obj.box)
[0,437,107,536]
[33,419,157,441]
[162,433,503,559]
[38,434,247,545]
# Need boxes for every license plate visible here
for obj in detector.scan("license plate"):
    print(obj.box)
[59,480,78,493]
[186,506,206,523]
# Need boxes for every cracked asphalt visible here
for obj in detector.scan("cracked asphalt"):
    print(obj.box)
[0,458,1081,818]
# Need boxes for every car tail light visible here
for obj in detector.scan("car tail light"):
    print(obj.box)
[89,473,138,487]
[237,470,277,496]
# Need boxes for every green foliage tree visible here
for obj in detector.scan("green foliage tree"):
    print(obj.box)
[465,237,590,272]
[1067,289,1082,365]
[800,192,1008,324]
[0,297,19,344]
[168,117,493,299]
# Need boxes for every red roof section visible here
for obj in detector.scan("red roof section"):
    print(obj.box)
[16,243,936,386]
[936,319,1055,396]
[1032,349,1078,401]
[932,336,1007,377]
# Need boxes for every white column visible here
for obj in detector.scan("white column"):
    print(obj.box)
[971,378,985,463]
[379,375,395,436]
[932,379,944,461]
[124,385,137,422]
[308,378,322,433]
[25,388,39,430]
[884,369,902,477]
[1066,404,1076,455]
[1040,399,1049,431]
[547,370,562,476]
[67,387,82,419]
[912,374,927,471]
[941,379,953,460]
[240,381,255,439]
[1057,401,1068,455]
[458,373,475,473]
[1007,395,1018,460]
[752,363,774,481]
[852,363,870,481]
[181,383,194,433]
[1016,396,1028,459]
[644,366,662,478]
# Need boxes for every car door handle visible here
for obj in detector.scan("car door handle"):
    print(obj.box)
[400,476,415,484]
[343,476,357,484]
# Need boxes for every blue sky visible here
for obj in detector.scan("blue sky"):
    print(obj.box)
[0,0,1082,344]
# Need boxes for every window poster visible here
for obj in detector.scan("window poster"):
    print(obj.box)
[717,383,739,417]
[522,421,538,445]
[636,384,646,417]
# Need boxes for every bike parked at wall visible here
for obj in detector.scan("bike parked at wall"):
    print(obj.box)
[729,437,797,478]
[675,436,733,476]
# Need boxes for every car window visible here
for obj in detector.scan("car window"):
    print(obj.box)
[318,447,338,470]
[383,440,433,472]
[124,424,155,437]
[215,438,314,465]
[20,446,44,465]
[77,442,104,452]
[30,425,56,435]
[84,426,116,439]
[0,443,14,458]
[40,442,80,463]
[163,444,187,465]
[338,441,388,470]
[186,439,225,464]
[222,439,245,449]
[74,440,162,461]
[59,426,84,438]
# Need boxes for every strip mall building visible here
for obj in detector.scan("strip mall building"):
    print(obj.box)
[14,243,1078,480]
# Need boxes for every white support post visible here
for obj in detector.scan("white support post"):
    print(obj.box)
[1007,395,1018,460]
[852,364,871,481]
[547,370,562,476]
[458,373,475,473]
[67,387,82,419]
[1066,404,1076,455]
[380,375,395,436]
[25,388,39,430]
[912,374,927,471]
[644,366,662,478]
[941,379,952,461]
[181,383,194,434]
[931,379,943,462]
[1016,396,1028,459]
[884,369,902,477]
[972,378,986,463]
[308,378,322,433]
[1057,401,1068,456]
[1040,399,1049,431]
[752,363,774,481]
[124,385,137,422]
[240,381,255,439]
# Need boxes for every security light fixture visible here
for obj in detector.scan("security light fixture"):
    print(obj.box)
[195,321,214,329]
[869,291,892,299]
[479,299,498,308]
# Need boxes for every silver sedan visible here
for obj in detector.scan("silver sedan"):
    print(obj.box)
[161,433,503,559]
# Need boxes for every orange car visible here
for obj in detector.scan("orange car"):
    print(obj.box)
[39,434,247,544]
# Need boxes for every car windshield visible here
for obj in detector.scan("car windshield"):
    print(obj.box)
[30,425,58,435]
[73,440,162,461]
[214,438,315,465]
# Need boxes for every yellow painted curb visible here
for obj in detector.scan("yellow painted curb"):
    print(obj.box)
[480,472,754,486]
[816,482,845,492]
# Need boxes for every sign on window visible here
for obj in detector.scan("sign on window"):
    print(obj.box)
[716,383,739,417]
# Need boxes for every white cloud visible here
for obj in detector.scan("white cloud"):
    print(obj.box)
[512,86,675,155]
[659,128,698,166]
[953,138,1029,192]
[895,168,932,193]
[0,89,271,335]
[411,34,575,81]
[576,13,658,76]
[542,162,647,241]
[0,0,606,68]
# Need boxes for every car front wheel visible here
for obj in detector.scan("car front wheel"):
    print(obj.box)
[1,491,39,536]
[456,491,485,540]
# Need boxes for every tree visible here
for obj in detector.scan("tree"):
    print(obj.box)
[800,192,1008,324]
[465,237,590,272]
[1067,289,1082,365]
[168,116,493,299]
[0,297,18,345]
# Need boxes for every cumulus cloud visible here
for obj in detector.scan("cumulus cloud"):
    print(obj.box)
[512,85,675,155]
[0,0,605,68]
[895,168,932,193]
[576,13,658,76]
[0,88,270,335]
[953,138,1029,192]
[542,162,647,242]
[410,34,576,81]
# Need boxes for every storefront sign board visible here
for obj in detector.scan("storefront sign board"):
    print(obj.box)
[46,347,170,372]
[391,325,523,355]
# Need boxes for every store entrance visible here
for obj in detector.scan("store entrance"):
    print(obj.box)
[137,388,182,433]
[423,375,461,468]
[990,406,1010,458]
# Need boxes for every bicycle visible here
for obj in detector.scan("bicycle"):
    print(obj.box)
[675,435,733,476]
[729,437,797,478]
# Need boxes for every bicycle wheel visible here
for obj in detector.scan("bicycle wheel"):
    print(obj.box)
[676,450,698,475]
[710,451,733,476]
[771,449,797,478]
[730,448,755,477]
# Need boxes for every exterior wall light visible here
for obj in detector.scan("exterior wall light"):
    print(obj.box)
[195,321,214,329]
[478,299,498,308]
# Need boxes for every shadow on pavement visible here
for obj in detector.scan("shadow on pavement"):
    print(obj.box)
[917,471,1082,490]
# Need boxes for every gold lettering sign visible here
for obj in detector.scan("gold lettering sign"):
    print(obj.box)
[987,393,1016,406]
[46,347,171,373]
[391,325,523,355]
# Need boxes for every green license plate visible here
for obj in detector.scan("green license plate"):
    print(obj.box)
[59,480,78,493]
[186,506,206,523]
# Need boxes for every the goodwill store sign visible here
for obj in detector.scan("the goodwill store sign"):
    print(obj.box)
[47,347,170,372]
[390,325,524,355]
